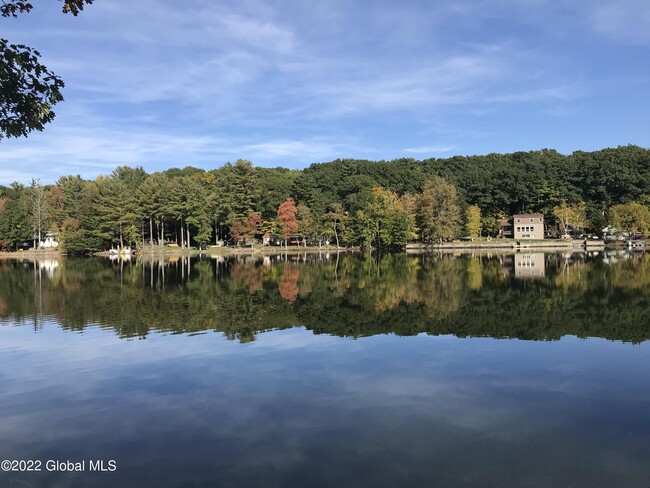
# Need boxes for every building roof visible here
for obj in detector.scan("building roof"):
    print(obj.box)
[513,214,544,219]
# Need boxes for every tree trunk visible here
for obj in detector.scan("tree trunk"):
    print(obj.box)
[149,217,154,246]
[186,224,191,249]
[334,221,339,248]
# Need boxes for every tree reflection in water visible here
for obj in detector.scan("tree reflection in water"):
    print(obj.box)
[0,251,648,343]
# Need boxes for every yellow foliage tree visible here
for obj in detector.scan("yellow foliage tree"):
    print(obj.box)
[553,201,587,235]
[609,202,650,237]
[465,205,482,238]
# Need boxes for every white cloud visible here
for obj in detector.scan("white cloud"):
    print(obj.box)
[404,145,456,155]
[1,0,642,179]
[589,0,650,44]
[0,122,370,184]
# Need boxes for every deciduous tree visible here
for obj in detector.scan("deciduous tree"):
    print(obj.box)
[416,178,461,243]
[277,198,298,247]
[1,1,93,140]
[465,205,481,238]
[553,201,587,235]
[609,202,650,237]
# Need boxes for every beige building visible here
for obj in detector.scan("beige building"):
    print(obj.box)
[514,253,546,279]
[513,214,544,239]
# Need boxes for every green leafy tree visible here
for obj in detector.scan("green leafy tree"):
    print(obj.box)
[29,178,46,247]
[94,176,138,249]
[51,175,101,253]
[257,167,299,220]
[325,202,349,248]
[0,182,30,248]
[1,1,93,140]
[482,210,505,238]
[138,173,170,245]
[185,175,212,248]
[214,160,260,225]
[351,187,412,248]
[297,204,318,246]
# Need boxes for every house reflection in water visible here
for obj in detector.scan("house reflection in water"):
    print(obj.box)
[514,253,546,279]
[499,254,546,279]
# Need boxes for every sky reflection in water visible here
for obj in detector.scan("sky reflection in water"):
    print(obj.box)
[0,253,649,487]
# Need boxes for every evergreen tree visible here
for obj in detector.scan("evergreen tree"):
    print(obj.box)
[94,176,137,249]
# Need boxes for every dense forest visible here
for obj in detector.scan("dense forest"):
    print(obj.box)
[1,253,649,343]
[1,145,650,252]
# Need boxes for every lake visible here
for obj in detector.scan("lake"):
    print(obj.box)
[0,251,648,487]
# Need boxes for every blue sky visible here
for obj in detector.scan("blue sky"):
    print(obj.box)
[1,0,649,184]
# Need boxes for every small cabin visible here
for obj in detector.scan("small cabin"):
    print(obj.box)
[39,231,59,249]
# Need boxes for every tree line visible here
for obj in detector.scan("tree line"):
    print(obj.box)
[1,145,650,252]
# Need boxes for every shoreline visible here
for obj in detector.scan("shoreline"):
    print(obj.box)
[405,239,606,252]
[0,240,637,260]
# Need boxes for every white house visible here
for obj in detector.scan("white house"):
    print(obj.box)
[39,231,59,249]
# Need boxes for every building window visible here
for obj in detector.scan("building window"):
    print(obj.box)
[530,218,533,222]
[517,218,520,223]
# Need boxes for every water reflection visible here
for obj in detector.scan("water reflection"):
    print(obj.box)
[1,251,649,342]
[1,253,649,488]
[513,253,545,279]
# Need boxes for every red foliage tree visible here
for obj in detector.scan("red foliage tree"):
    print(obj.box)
[229,219,245,245]
[245,212,263,241]
[230,211,263,245]
[277,198,298,246]
[278,264,300,303]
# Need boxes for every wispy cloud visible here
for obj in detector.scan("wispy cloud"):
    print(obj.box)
[0,121,370,184]
[404,145,456,155]
[0,0,647,180]
[589,0,650,44]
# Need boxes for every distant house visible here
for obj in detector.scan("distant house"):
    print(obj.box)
[499,219,513,238]
[500,214,544,239]
[39,231,59,249]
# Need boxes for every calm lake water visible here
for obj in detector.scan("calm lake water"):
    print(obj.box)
[0,252,649,487]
